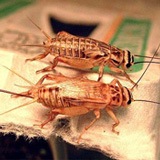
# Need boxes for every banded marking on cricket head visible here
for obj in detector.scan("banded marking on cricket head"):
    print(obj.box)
[122,87,132,106]
[122,50,134,70]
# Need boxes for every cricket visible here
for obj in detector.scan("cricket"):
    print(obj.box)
[24,19,160,85]
[0,44,159,143]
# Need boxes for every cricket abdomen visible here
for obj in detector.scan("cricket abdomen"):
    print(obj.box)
[37,87,61,108]
[51,36,100,58]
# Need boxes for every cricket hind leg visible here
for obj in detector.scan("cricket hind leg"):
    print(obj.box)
[35,73,68,86]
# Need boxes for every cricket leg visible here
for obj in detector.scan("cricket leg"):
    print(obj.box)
[40,112,57,128]
[51,106,89,117]
[98,63,105,81]
[110,79,123,88]
[105,107,120,134]
[109,66,136,86]
[51,106,91,143]
[78,109,100,143]
[36,56,59,74]
[35,73,63,86]
[25,50,50,62]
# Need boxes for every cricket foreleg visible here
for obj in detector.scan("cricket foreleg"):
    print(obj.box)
[36,56,59,74]
[109,66,136,85]
[105,108,120,134]
[25,50,50,62]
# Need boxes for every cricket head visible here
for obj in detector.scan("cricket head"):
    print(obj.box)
[121,50,134,70]
[42,38,54,48]
[121,87,133,107]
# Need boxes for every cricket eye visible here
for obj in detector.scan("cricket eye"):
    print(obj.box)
[126,63,131,68]
[127,99,131,105]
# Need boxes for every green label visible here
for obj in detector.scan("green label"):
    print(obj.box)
[110,17,151,72]
[0,0,34,19]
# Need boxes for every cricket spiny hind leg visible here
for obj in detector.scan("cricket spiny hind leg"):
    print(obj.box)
[105,107,120,134]
[35,73,59,85]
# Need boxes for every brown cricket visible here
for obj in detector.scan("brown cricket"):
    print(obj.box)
[24,19,160,85]
[0,72,136,142]
[0,42,159,143]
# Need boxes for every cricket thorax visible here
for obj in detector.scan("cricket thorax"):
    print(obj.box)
[99,43,124,67]
[109,84,122,106]
[110,50,124,67]
[37,87,61,108]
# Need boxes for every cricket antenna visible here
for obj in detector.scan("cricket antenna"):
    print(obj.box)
[134,55,160,59]
[133,99,160,105]
[21,44,47,48]
[27,17,52,40]
[0,99,37,116]
[134,61,160,65]
[2,65,34,86]
[131,44,160,90]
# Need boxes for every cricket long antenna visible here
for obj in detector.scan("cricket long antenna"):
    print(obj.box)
[134,99,160,105]
[27,17,52,40]
[131,44,160,90]
[0,99,37,116]
[134,61,160,65]
[134,54,160,59]
[0,89,32,98]
[2,65,34,86]
[21,44,46,48]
